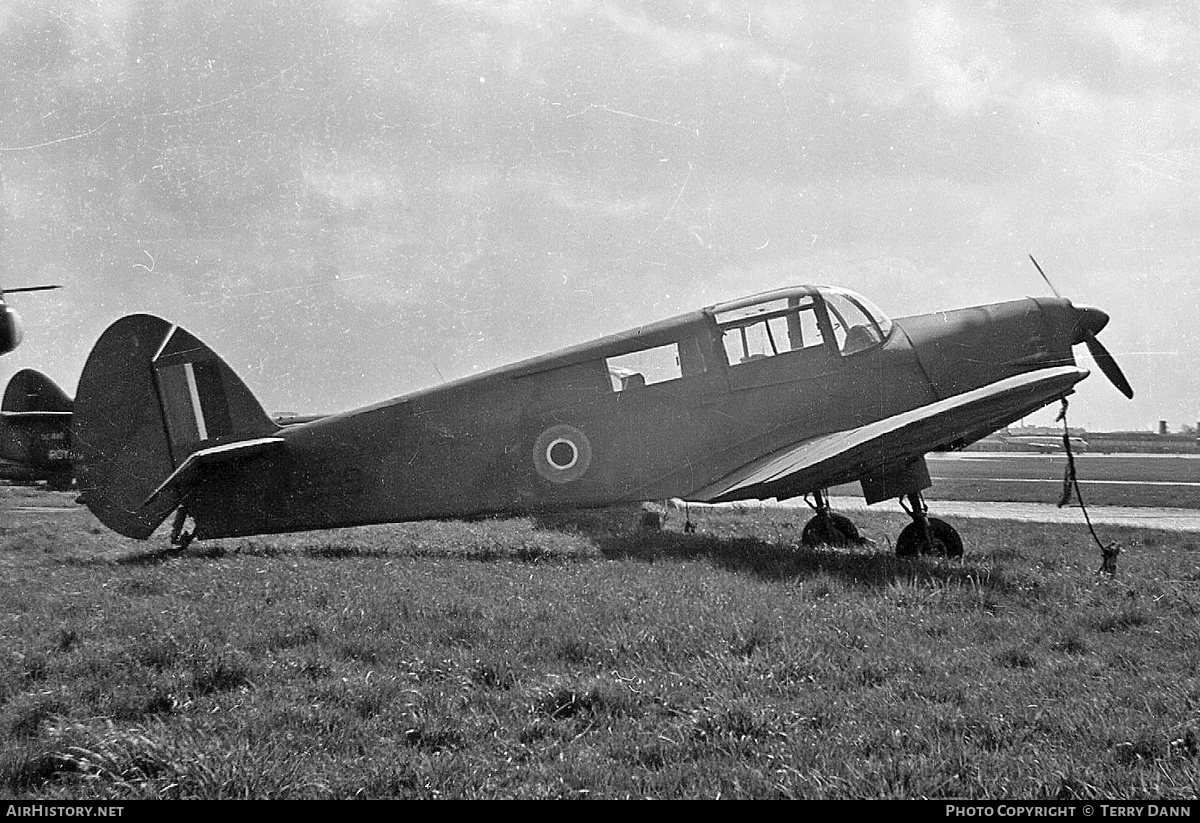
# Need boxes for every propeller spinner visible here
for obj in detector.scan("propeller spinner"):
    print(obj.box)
[1028,256,1134,400]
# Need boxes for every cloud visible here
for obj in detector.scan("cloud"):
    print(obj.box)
[1090,4,1200,71]
[0,0,1196,427]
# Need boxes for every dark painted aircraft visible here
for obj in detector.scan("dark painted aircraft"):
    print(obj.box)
[0,369,74,489]
[1,285,62,356]
[71,281,1133,556]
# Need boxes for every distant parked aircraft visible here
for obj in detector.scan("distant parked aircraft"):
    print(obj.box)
[998,432,1090,453]
[0,369,74,489]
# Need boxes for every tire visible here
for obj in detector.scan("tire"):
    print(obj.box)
[801,512,861,547]
[896,517,964,558]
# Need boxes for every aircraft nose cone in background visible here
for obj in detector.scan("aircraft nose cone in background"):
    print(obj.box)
[0,285,61,356]
[0,306,23,355]
[1070,303,1134,400]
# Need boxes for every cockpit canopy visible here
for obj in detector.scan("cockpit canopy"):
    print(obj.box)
[501,283,895,400]
[708,285,894,365]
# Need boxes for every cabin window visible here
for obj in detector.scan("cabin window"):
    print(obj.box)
[716,296,826,365]
[607,343,684,391]
[822,289,892,355]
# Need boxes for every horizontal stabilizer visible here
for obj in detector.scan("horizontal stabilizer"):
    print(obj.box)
[1,410,72,420]
[142,436,285,509]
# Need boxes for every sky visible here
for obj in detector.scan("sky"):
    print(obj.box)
[1,0,1196,432]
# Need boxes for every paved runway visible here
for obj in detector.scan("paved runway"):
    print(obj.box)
[825,497,1200,532]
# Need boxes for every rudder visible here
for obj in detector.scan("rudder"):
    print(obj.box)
[73,315,279,539]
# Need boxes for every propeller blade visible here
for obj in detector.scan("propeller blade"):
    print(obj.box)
[1083,329,1134,399]
[3,285,62,295]
[1028,255,1062,299]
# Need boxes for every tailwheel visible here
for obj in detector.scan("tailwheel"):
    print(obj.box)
[896,493,963,558]
[800,489,861,547]
[169,506,195,552]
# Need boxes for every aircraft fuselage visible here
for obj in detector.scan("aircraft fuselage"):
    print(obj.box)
[178,295,1084,539]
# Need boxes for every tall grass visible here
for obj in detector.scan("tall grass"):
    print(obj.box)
[2,490,1198,798]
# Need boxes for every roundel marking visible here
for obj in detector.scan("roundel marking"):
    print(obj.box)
[533,424,592,484]
[546,438,578,470]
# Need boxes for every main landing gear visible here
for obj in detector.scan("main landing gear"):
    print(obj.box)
[800,489,862,547]
[896,492,963,558]
[798,487,964,558]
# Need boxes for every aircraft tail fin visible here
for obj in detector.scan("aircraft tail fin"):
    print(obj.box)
[2,369,72,413]
[73,315,280,539]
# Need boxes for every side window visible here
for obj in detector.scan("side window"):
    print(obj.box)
[823,292,885,356]
[792,305,825,351]
[717,297,826,365]
[607,343,683,392]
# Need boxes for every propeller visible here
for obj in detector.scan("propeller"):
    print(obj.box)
[1028,255,1134,400]
[2,285,61,297]
[1078,319,1134,399]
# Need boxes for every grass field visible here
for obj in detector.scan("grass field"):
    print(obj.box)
[2,487,1199,799]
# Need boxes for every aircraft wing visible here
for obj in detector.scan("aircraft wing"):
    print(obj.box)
[692,365,1088,503]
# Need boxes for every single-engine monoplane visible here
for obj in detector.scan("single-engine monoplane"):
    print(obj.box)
[71,277,1133,556]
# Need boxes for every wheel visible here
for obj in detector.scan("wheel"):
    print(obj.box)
[801,512,861,547]
[896,517,963,558]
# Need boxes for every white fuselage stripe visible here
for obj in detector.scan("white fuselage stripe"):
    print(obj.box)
[183,362,208,441]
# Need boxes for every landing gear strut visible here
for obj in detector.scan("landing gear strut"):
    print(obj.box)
[801,488,861,547]
[896,492,962,558]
